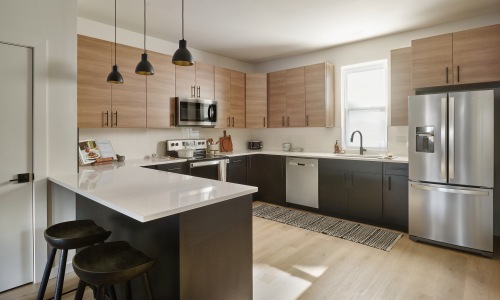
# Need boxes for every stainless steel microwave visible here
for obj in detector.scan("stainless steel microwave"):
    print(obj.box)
[175,97,217,127]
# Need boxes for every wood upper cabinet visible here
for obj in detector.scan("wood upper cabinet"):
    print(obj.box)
[390,47,413,126]
[268,70,287,128]
[245,73,267,128]
[77,35,112,128]
[411,34,453,89]
[214,67,231,128]
[268,63,334,128]
[230,70,246,128]
[411,24,500,89]
[146,51,175,128]
[305,63,334,127]
[286,67,306,127]
[175,62,214,99]
[452,24,500,85]
[111,43,147,128]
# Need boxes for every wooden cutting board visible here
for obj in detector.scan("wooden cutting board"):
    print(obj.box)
[219,130,233,152]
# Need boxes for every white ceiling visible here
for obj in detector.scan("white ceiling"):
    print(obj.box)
[78,0,500,63]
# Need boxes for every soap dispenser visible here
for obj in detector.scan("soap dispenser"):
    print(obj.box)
[334,140,340,154]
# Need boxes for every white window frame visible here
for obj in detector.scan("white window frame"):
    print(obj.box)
[341,59,388,152]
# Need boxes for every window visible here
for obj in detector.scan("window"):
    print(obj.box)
[342,60,387,151]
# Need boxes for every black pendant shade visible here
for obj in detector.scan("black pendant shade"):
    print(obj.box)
[136,0,154,75]
[136,53,154,75]
[107,65,124,84]
[172,39,193,66]
[172,0,193,66]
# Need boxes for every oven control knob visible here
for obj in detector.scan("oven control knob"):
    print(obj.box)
[170,143,175,146]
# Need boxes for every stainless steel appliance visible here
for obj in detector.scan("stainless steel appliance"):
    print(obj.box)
[175,98,217,127]
[286,157,319,208]
[166,139,228,181]
[408,90,494,256]
[248,141,263,150]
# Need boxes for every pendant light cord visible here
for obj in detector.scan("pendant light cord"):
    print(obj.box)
[181,0,184,40]
[114,0,117,65]
[143,0,146,52]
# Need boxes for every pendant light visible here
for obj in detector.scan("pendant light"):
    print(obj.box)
[135,0,154,75]
[172,0,193,66]
[107,0,124,83]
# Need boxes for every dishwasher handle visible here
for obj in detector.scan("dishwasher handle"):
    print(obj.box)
[288,161,316,167]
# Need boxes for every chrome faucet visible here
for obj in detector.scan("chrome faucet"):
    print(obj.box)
[350,130,367,155]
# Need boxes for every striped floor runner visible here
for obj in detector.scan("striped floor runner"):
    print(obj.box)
[253,203,403,251]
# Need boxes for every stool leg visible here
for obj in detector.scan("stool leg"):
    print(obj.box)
[96,286,106,300]
[106,285,117,300]
[54,249,68,300]
[125,281,132,300]
[36,247,57,300]
[142,273,154,300]
[74,280,87,300]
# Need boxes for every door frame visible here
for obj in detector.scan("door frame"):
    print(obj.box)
[1,35,48,283]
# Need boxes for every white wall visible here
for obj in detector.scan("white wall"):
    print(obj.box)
[1,0,78,282]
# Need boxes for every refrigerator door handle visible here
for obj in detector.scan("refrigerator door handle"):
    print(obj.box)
[449,97,455,180]
[410,183,490,196]
[440,97,447,180]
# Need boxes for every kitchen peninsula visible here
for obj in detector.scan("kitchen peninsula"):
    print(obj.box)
[49,160,257,299]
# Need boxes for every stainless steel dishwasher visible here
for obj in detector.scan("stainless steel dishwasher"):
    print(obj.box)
[286,157,319,208]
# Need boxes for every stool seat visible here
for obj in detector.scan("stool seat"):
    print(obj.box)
[73,241,155,299]
[36,220,111,300]
[44,219,111,249]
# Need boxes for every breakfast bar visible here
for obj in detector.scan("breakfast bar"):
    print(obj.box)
[49,163,257,299]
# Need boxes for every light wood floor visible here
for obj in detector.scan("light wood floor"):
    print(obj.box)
[3,204,500,300]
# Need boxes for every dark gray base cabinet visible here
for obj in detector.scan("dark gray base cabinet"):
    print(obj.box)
[157,162,189,175]
[247,154,286,205]
[319,159,383,223]
[382,163,409,231]
[227,156,247,185]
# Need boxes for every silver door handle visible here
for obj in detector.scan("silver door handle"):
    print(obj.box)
[440,97,446,180]
[190,160,221,168]
[449,97,455,180]
[410,183,490,196]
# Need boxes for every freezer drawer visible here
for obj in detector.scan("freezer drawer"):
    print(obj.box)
[409,182,493,253]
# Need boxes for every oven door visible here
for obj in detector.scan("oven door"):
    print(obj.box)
[189,159,227,181]
[176,98,217,127]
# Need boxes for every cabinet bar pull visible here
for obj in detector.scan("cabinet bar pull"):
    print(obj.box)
[232,116,235,127]
[457,65,460,83]
[105,111,109,127]
[263,117,266,127]
[306,115,309,126]
[282,116,284,127]
[232,160,242,163]
[389,176,392,191]
[191,86,195,98]
[168,168,181,171]
[287,116,290,127]
[227,116,230,127]
[197,86,201,98]
[445,67,449,83]
[113,111,118,126]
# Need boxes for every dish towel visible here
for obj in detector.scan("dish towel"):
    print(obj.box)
[218,159,227,182]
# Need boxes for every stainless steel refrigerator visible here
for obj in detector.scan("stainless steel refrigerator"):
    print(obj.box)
[408,90,494,256]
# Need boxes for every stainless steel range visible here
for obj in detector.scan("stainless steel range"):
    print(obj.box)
[166,139,228,181]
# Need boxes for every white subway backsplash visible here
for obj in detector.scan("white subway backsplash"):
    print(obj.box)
[79,126,407,160]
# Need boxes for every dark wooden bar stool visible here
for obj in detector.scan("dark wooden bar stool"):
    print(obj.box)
[72,241,155,300]
[36,220,111,300]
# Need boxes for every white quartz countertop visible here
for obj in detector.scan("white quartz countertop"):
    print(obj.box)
[221,150,408,163]
[49,159,257,223]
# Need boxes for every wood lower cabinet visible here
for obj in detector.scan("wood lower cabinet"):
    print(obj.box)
[319,159,383,222]
[77,35,112,128]
[411,24,500,89]
[382,163,408,231]
[227,156,247,185]
[247,155,286,205]
[390,47,413,126]
[245,73,268,128]
[146,51,175,128]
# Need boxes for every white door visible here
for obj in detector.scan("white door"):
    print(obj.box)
[0,42,34,292]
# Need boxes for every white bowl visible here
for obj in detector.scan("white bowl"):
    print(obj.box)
[177,148,194,158]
